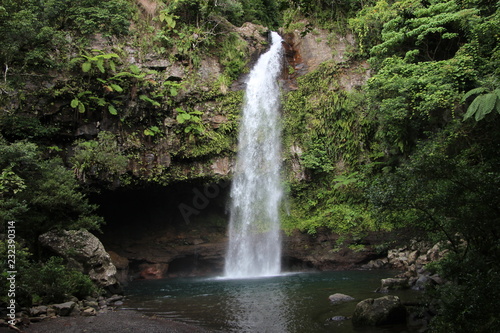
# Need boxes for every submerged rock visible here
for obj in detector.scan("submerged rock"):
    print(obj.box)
[328,293,355,304]
[352,295,407,327]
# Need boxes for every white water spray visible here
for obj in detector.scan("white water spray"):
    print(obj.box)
[224,32,284,278]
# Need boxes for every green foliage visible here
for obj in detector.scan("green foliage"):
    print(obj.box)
[299,140,334,173]
[0,244,99,306]
[237,0,283,27]
[366,120,500,330]
[371,1,477,62]
[347,3,500,330]
[70,50,160,117]
[283,0,363,31]
[0,0,133,76]
[163,80,182,99]
[281,60,379,234]
[462,86,500,121]
[78,51,120,74]
[71,131,128,183]
[0,240,34,306]
[0,165,26,195]
[349,0,498,68]
[333,171,359,189]
[144,126,162,136]
[0,115,59,141]
[139,95,161,107]
[283,62,373,171]
[153,0,280,67]
[349,0,397,56]
[173,90,241,160]
[0,139,103,245]
[429,252,500,332]
[355,0,500,157]
[367,124,498,237]
[282,178,380,236]
[175,108,205,135]
[155,1,218,66]
[366,54,475,153]
[0,3,67,71]
[219,32,249,81]
[345,0,500,161]
[65,0,133,36]
[158,0,282,28]
[23,256,98,304]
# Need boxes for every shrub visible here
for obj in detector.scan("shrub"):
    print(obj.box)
[0,243,99,306]
[70,131,128,183]
[24,257,98,304]
[0,139,104,246]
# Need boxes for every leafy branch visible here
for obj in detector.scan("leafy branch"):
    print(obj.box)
[462,87,500,121]
[78,50,120,73]
[70,51,161,115]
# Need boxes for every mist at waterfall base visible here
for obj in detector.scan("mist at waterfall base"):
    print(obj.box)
[124,270,420,333]
[224,31,285,278]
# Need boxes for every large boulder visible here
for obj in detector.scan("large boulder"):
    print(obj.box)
[39,230,122,294]
[352,295,407,327]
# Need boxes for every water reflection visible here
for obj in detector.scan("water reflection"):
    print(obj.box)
[222,277,290,332]
[124,270,417,333]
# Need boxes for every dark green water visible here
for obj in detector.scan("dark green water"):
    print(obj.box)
[123,270,421,333]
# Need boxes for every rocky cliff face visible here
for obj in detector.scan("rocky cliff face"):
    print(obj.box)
[89,26,375,280]
[4,18,374,279]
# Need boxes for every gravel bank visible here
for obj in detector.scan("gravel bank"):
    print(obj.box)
[15,310,210,333]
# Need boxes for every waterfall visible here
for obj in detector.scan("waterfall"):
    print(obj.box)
[224,32,284,278]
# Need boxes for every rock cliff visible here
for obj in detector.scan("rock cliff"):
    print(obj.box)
[4,17,374,279]
[87,26,375,280]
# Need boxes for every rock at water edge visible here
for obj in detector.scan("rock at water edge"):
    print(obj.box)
[352,295,407,327]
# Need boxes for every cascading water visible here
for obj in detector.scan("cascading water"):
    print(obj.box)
[224,31,284,278]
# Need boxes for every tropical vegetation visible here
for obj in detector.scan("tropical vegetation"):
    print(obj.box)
[1,0,499,330]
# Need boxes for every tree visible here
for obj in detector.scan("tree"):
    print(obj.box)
[0,0,133,78]
[367,120,500,331]
[0,138,103,250]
